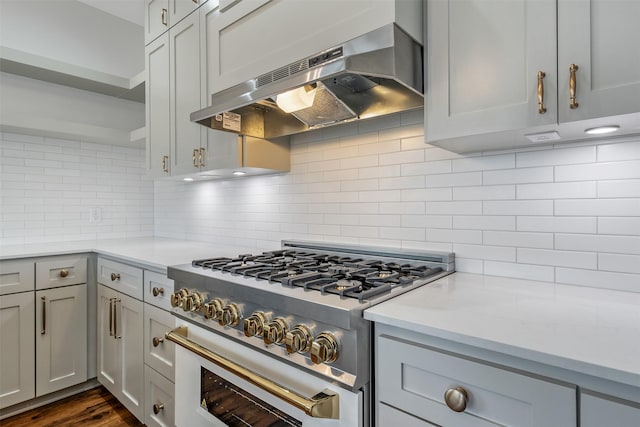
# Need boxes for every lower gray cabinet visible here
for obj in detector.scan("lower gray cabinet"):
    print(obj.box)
[144,365,175,427]
[580,391,640,427]
[375,330,577,427]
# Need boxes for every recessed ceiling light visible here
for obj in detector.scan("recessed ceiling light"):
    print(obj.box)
[183,177,194,181]
[584,125,619,135]
[232,171,246,176]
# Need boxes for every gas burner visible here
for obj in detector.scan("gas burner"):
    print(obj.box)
[335,279,362,291]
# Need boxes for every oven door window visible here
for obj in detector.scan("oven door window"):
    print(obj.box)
[201,367,302,427]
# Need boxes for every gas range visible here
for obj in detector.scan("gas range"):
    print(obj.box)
[167,241,454,391]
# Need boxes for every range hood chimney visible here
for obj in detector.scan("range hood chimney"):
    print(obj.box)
[191,24,423,139]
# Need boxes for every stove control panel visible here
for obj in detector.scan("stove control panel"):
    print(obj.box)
[171,289,343,365]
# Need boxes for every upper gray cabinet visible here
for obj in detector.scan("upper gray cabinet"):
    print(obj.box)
[202,0,423,99]
[146,0,204,45]
[426,0,640,153]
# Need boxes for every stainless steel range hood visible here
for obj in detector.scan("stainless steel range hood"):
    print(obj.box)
[191,24,423,139]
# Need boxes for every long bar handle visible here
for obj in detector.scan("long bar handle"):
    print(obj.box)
[537,71,547,114]
[161,8,168,26]
[569,64,579,109]
[114,299,121,339]
[165,327,339,419]
[41,296,46,335]
[109,298,114,337]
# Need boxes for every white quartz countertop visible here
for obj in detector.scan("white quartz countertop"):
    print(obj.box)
[364,272,640,389]
[0,237,258,271]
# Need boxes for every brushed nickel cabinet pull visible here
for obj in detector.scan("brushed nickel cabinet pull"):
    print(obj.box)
[109,298,114,337]
[569,64,579,109]
[166,327,339,419]
[41,296,46,335]
[161,8,168,26]
[444,386,469,412]
[537,71,547,114]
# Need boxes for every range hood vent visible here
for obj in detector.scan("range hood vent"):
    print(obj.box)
[191,24,423,139]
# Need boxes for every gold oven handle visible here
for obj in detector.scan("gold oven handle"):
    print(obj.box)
[165,327,339,419]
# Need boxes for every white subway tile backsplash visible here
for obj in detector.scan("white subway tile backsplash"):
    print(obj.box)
[556,268,640,292]
[516,146,596,167]
[517,248,597,269]
[402,215,452,229]
[402,188,452,202]
[452,215,516,231]
[483,167,553,185]
[517,216,597,233]
[555,199,640,216]
[517,182,596,199]
[358,165,401,179]
[379,176,425,190]
[598,217,640,236]
[598,253,640,274]
[426,201,482,215]
[555,160,640,182]
[401,160,452,176]
[453,185,515,200]
[379,149,425,165]
[484,231,554,249]
[483,200,553,216]
[452,154,515,172]
[453,244,516,262]
[556,233,640,255]
[484,261,555,282]
[427,229,482,244]
[597,179,640,198]
[597,140,640,162]
[427,172,482,187]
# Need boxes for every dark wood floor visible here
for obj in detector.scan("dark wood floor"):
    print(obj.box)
[1,386,144,427]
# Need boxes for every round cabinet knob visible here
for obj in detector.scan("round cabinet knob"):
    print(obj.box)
[243,312,267,337]
[310,332,339,364]
[219,303,241,327]
[153,403,164,414]
[263,318,288,345]
[152,336,164,347]
[110,272,120,281]
[183,292,204,313]
[444,387,469,413]
[170,289,188,308]
[152,287,165,297]
[285,325,313,354]
[203,298,224,320]
[59,269,69,278]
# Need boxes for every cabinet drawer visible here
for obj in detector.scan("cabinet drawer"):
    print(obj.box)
[0,259,34,295]
[98,257,143,300]
[581,391,640,427]
[379,403,436,427]
[144,270,174,311]
[144,365,175,427]
[144,304,176,382]
[35,255,87,290]
[377,334,576,427]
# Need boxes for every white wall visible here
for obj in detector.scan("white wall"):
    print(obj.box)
[154,110,640,292]
[1,132,154,245]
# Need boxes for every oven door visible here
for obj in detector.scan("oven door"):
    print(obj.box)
[169,321,363,427]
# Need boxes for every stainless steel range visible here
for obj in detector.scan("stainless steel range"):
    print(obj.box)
[165,241,454,427]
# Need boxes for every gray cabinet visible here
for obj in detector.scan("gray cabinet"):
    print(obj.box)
[426,0,640,152]
[145,0,170,45]
[0,292,35,409]
[580,391,640,427]
[35,284,87,396]
[375,330,577,427]
[0,259,34,295]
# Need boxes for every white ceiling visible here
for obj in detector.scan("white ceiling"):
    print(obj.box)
[77,0,144,27]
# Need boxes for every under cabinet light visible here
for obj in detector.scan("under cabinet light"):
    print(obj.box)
[183,177,194,181]
[585,125,619,135]
[232,171,246,176]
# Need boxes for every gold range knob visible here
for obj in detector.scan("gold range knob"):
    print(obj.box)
[263,318,288,345]
[243,311,268,337]
[444,387,469,412]
[203,298,224,320]
[285,325,313,354]
[183,292,205,313]
[170,289,188,308]
[310,332,339,364]
[218,303,241,327]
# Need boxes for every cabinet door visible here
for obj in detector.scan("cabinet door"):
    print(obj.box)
[144,365,175,427]
[35,285,87,396]
[0,259,34,295]
[169,0,202,28]
[144,304,176,381]
[97,285,119,396]
[205,0,412,95]
[116,293,145,421]
[558,0,640,122]
[170,10,205,176]
[146,32,171,178]
[426,0,557,142]
[581,391,640,427]
[0,292,34,409]
[146,0,170,45]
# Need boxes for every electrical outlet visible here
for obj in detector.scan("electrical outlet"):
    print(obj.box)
[89,207,102,224]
